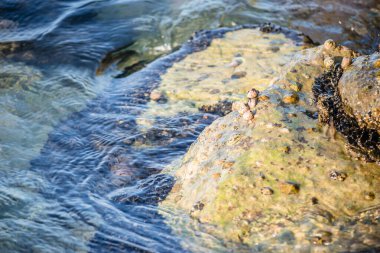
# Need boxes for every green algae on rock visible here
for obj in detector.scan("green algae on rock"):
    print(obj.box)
[161,38,380,251]
[137,28,307,128]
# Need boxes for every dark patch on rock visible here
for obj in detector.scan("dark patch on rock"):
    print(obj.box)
[199,100,233,116]
[313,66,380,163]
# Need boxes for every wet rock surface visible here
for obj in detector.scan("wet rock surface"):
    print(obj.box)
[161,36,380,251]
[313,66,380,163]
[338,53,380,132]
[137,26,309,128]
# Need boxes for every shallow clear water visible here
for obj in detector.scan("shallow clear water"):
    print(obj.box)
[0,0,379,252]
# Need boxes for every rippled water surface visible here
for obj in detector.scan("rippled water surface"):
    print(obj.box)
[0,0,380,252]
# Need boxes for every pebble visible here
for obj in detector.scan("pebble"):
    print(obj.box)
[279,181,299,195]
[259,95,270,101]
[364,192,375,201]
[324,39,336,50]
[150,90,162,101]
[261,187,274,195]
[212,172,221,180]
[231,71,247,79]
[283,146,291,154]
[0,19,17,29]
[282,92,299,104]
[247,88,259,99]
[324,57,335,69]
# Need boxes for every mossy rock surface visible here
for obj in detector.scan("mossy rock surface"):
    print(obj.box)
[161,35,380,251]
[137,28,305,128]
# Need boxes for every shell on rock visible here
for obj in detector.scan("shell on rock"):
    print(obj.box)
[247,88,259,99]
[324,39,336,50]
[242,110,254,121]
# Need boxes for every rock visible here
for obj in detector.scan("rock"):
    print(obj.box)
[137,27,305,127]
[282,92,299,104]
[0,19,18,30]
[231,71,247,79]
[278,181,299,195]
[338,53,380,132]
[149,89,163,101]
[260,187,274,195]
[160,29,380,250]
[0,60,42,90]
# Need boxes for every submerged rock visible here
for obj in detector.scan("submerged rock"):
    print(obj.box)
[0,60,42,90]
[137,27,308,128]
[161,37,380,251]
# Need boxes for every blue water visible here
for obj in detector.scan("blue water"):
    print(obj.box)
[0,0,379,252]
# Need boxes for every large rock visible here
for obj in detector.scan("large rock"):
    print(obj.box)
[161,36,380,251]
[338,53,380,132]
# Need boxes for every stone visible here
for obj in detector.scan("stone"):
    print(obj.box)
[282,92,299,104]
[150,90,162,101]
[261,187,274,195]
[278,181,300,195]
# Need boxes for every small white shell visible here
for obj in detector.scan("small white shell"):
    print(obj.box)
[242,110,254,121]
[247,88,259,99]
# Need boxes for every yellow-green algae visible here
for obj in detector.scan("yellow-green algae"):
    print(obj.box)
[137,29,304,128]
[161,41,380,251]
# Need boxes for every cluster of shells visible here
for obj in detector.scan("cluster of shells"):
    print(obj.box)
[232,88,259,122]
[322,39,353,70]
